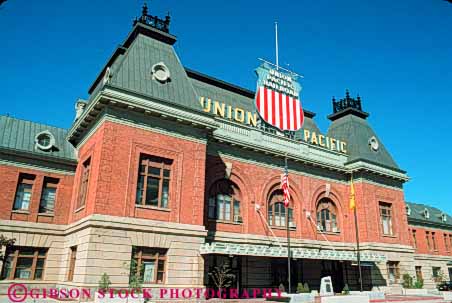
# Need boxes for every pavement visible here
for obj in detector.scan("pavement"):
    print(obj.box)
[371,296,449,303]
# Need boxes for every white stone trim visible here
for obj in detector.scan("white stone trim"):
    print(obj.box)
[210,152,350,185]
[0,159,75,175]
[200,242,387,262]
[76,114,207,151]
[346,161,409,181]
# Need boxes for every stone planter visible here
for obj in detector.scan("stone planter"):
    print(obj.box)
[402,288,429,296]
[349,291,385,300]
[443,291,452,300]
[269,292,315,303]
[319,295,369,303]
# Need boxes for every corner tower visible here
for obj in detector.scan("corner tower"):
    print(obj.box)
[65,4,214,287]
[327,90,400,171]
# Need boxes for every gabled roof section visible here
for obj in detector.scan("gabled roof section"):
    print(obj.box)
[406,202,452,228]
[0,115,76,161]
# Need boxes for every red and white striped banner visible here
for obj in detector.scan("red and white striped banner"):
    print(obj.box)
[256,86,304,131]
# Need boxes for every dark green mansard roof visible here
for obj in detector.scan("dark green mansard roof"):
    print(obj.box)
[0,115,76,161]
[406,202,452,229]
[326,92,401,171]
[327,115,399,170]
[88,23,202,114]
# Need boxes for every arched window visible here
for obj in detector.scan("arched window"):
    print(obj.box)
[268,189,294,228]
[316,198,339,232]
[208,180,242,223]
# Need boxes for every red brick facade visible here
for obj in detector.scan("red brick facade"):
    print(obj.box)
[0,120,411,246]
[68,121,207,225]
[0,165,74,225]
[204,155,410,246]
[409,226,452,256]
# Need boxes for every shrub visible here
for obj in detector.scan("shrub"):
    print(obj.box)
[402,273,414,289]
[98,272,111,292]
[414,278,424,289]
[342,284,350,295]
[128,258,144,290]
[208,264,235,289]
[303,282,310,293]
[296,283,305,293]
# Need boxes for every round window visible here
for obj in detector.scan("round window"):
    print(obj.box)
[38,134,51,146]
[35,131,55,151]
[151,62,171,83]
[368,136,379,152]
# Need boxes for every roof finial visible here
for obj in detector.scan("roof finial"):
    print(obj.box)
[133,0,171,33]
[165,11,171,25]
[142,1,148,17]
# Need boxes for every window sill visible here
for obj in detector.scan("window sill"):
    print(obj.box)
[208,219,242,225]
[141,283,165,287]
[317,231,341,235]
[74,206,85,213]
[0,279,44,283]
[135,205,171,212]
[382,234,397,238]
[270,226,296,231]
[38,212,55,217]
[11,210,30,214]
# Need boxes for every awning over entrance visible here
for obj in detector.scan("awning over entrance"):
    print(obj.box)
[200,242,387,262]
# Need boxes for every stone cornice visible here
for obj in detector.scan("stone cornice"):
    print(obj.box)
[65,214,208,238]
[0,214,208,238]
[0,159,76,175]
[76,112,208,151]
[414,253,452,261]
[408,218,452,231]
[67,86,218,146]
[0,147,77,169]
[346,160,409,182]
[213,118,349,172]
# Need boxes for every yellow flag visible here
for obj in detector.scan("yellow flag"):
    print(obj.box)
[349,176,356,210]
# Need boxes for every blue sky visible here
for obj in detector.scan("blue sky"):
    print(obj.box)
[1,0,451,212]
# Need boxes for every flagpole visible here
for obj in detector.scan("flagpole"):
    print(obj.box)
[354,207,363,291]
[351,173,363,292]
[275,21,279,70]
[285,155,291,293]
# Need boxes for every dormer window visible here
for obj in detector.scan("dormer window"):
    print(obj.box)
[406,206,411,216]
[424,208,430,219]
[441,213,447,222]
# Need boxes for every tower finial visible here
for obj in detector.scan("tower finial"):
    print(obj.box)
[133,0,171,33]
[165,11,171,25]
[345,89,350,99]
[142,1,148,17]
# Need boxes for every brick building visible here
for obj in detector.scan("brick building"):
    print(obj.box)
[1,4,451,295]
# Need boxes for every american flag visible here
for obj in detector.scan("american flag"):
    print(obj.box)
[256,86,304,131]
[281,166,290,208]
